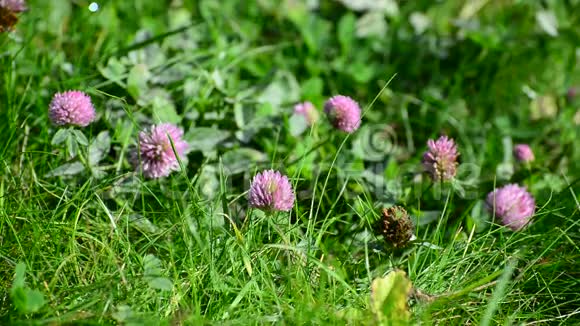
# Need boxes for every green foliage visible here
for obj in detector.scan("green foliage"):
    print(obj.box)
[371,270,412,325]
[142,254,173,291]
[10,263,46,314]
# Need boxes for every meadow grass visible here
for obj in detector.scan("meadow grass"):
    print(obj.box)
[1,1,579,325]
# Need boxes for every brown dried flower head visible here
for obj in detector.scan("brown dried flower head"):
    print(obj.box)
[376,206,414,249]
[0,0,27,32]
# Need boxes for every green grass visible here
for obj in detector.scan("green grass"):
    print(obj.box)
[1,0,579,324]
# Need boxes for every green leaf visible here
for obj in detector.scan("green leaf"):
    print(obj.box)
[300,77,323,99]
[10,263,46,314]
[284,1,317,53]
[370,270,412,325]
[112,305,162,326]
[466,200,490,233]
[235,122,269,143]
[72,129,89,146]
[346,60,375,83]
[147,277,173,291]
[115,120,135,145]
[44,0,72,36]
[45,162,85,178]
[51,129,70,145]
[22,289,45,313]
[98,57,127,87]
[408,12,430,35]
[210,69,225,91]
[256,102,275,118]
[530,95,558,120]
[197,166,220,199]
[356,12,388,38]
[127,64,150,100]
[89,131,111,166]
[221,148,267,175]
[112,305,133,323]
[531,173,567,193]
[143,254,172,291]
[289,114,309,137]
[338,0,399,16]
[410,210,440,226]
[11,287,28,312]
[536,10,558,37]
[336,307,364,322]
[495,162,514,181]
[12,262,26,290]
[143,254,163,277]
[338,13,356,54]
[151,96,181,124]
[257,71,300,109]
[185,127,231,153]
[126,214,160,234]
[234,103,253,129]
[352,124,397,161]
[417,241,442,250]
[67,136,78,159]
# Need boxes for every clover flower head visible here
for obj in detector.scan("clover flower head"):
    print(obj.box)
[136,123,189,179]
[0,0,26,12]
[248,169,295,212]
[294,101,319,125]
[486,184,535,231]
[422,135,459,181]
[513,144,534,162]
[48,91,96,127]
[324,95,361,133]
[567,87,578,102]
